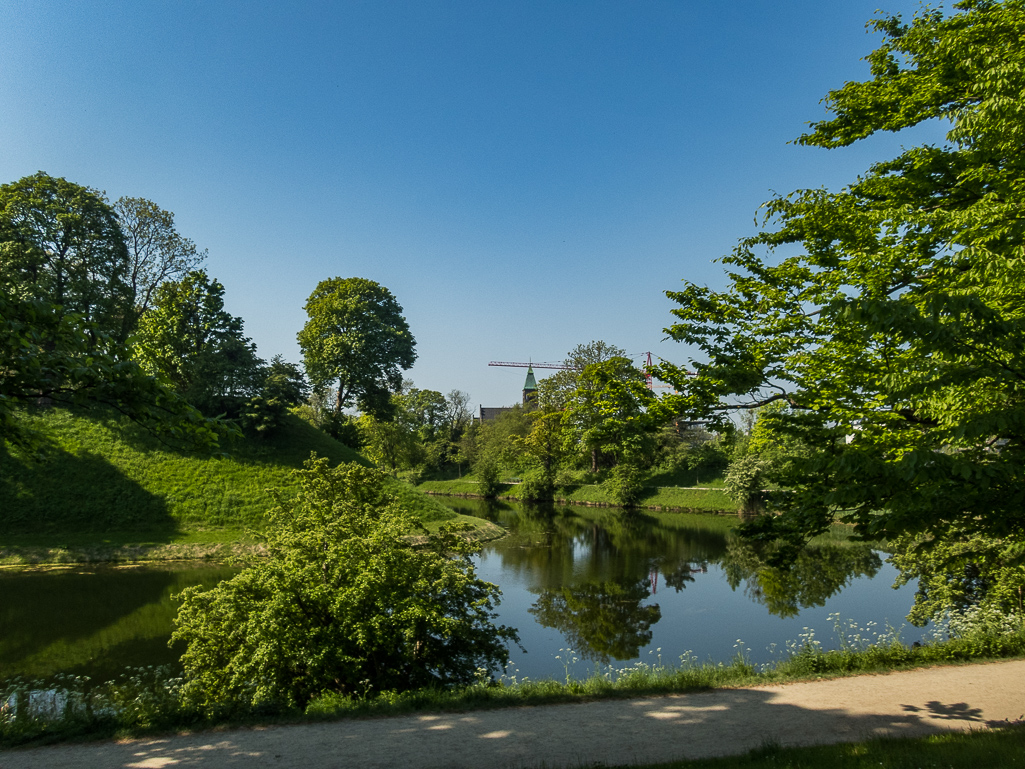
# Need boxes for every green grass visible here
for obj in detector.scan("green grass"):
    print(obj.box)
[623,725,1025,769]
[0,407,483,562]
[418,474,734,513]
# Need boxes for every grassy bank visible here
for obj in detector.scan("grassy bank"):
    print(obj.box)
[417,478,735,513]
[0,408,492,564]
[3,614,1023,748]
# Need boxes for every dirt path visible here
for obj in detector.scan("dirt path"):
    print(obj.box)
[3,660,1023,769]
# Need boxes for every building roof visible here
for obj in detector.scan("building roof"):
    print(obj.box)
[523,365,537,392]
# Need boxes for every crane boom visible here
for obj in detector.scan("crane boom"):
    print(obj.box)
[489,353,684,391]
[488,361,574,370]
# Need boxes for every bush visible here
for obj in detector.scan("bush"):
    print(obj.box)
[601,464,644,507]
[519,470,555,502]
[172,457,518,712]
[476,458,501,499]
[723,454,765,515]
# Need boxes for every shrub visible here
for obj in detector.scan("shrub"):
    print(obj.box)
[519,470,555,502]
[601,464,643,507]
[723,455,765,515]
[172,457,518,712]
[476,458,501,499]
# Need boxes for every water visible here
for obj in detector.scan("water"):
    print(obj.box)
[459,499,924,681]
[0,563,239,682]
[0,502,924,684]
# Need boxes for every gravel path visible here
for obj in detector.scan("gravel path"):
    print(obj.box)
[2,660,1023,769]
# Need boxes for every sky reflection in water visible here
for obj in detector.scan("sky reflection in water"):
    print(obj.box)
[0,503,924,684]
[459,499,924,682]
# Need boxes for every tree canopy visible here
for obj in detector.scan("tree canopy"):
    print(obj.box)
[0,172,132,340]
[113,196,206,329]
[0,173,218,450]
[567,356,658,473]
[297,277,417,418]
[134,270,264,417]
[654,1,1025,555]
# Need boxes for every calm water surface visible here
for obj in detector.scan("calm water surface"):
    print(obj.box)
[0,502,924,683]
[458,500,925,681]
[0,563,239,682]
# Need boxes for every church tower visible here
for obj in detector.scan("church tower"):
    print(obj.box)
[522,365,538,408]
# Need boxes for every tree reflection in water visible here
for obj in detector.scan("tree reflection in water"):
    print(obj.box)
[720,537,883,618]
[459,499,888,664]
[529,581,660,663]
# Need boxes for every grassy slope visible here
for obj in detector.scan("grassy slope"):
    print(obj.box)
[0,408,473,560]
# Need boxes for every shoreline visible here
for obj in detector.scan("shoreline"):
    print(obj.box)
[0,517,508,569]
[419,487,739,516]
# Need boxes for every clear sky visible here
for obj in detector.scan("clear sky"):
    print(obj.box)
[1,0,942,409]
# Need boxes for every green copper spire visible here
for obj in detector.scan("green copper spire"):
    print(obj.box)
[523,365,537,392]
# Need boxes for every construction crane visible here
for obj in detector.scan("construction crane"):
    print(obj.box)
[487,361,573,370]
[489,353,672,390]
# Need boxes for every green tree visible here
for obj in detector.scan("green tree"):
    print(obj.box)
[172,458,517,711]
[568,357,658,473]
[113,196,206,330]
[396,385,448,441]
[891,531,1025,625]
[444,389,473,440]
[519,410,572,482]
[0,287,218,450]
[297,277,416,417]
[356,412,420,473]
[654,2,1025,562]
[241,355,310,436]
[135,270,264,417]
[0,172,132,339]
[536,340,627,411]
[473,406,531,476]
[353,384,455,474]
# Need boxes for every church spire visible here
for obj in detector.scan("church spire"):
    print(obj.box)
[522,365,537,406]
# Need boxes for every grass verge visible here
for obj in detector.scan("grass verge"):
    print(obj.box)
[3,619,1023,749]
[625,723,1025,769]
[418,478,735,513]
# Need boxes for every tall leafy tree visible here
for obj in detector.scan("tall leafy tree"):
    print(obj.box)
[567,357,657,472]
[0,172,132,339]
[297,277,417,418]
[654,1,1025,561]
[113,196,206,330]
[0,174,218,449]
[537,340,626,410]
[135,270,263,416]
[0,287,218,450]
[519,409,572,481]
[443,388,473,444]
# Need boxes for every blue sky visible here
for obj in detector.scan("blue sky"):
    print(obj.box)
[1,0,941,408]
